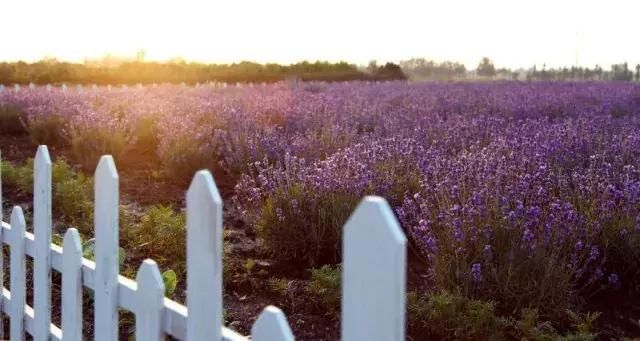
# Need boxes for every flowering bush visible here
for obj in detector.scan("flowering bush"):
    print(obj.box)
[234,138,422,265]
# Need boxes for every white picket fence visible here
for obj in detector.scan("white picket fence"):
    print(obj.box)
[0,145,407,340]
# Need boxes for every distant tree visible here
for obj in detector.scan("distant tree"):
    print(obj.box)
[476,57,496,77]
[369,62,406,80]
[636,64,640,81]
[367,60,378,74]
[399,58,466,80]
[611,62,633,81]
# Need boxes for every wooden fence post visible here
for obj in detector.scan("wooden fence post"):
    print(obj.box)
[186,170,223,341]
[10,206,26,341]
[33,145,52,340]
[0,150,3,340]
[135,259,165,341]
[94,156,119,341]
[341,196,407,341]
[62,228,83,341]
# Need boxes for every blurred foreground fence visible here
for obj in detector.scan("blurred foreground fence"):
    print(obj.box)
[0,145,407,340]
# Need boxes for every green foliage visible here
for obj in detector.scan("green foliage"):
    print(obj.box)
[71,127,127,172]
[307,265,341,313]
[1,158,93,229]
[0,59,402,85]
[406,291,598,340]
[160,134,221,184]
[27,115,69,147]
[256,185,360,266]
[1,160,33,193]
[122,205,186,274]
[0,105,27,135]
[161,269,178,296]
[267,277,289,296]
[82,238,126,266]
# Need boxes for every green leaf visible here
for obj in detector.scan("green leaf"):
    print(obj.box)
[82,238,95,260]
[82,238,126,266]
[162,269,178,296]
[118,247,126,267]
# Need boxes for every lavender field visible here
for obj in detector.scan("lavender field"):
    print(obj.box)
[2,81,640,338]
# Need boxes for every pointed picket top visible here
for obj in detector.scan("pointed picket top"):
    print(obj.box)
[186,170,223,341]
[10,206,26,341]
[94,155,119,341]
[135,259,165,341]
[95,155,119,185]
[10,205,26,238]
[341,196,407,341]
[33,145,52,341]
[62,228,83,341]
[251,306,294,341]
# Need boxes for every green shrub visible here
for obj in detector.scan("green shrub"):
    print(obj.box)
[161,138,218,184]
[407,291,598,340]
[1,160,33,193]
[130,116,159,154]
[27,115,69,147]
[71,127,127,172]
[256,185,360,266]
[1,158,93,230]
[0,105,27,135]
[267,277,289,296]
[122,205,186,274]
[307,265,341,313]
[407,291,507,340]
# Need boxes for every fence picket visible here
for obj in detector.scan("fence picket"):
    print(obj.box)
[135,259,164,341]
[341,196,407,341]
[0,150,3,340]
[62,228,83,341]
[94,156,119,341]
[34,145,53,340]
[251,306,294,341]
[186,170,223,341]
[10,206,26,341]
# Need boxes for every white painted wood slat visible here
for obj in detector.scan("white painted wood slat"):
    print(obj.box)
[94,155,119,341]
[62,228,83,341]
[10,206,27,341]
[186,170,223,341]
[135,259,165,341]
[341,196,407,341]
[33,145,53,340]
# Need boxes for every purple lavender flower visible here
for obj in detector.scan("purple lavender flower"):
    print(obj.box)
[608,273,619,287]
[471,263,482,282]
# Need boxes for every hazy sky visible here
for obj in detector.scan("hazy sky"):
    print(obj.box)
[2,0,639,69]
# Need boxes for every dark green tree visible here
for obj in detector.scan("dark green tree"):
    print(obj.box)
[476,57,496,77]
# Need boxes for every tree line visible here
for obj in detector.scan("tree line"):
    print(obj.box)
[0,59,407,85]
[1,57,639,85]
[402,57,640,82]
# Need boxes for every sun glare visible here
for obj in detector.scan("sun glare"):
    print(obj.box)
[1,0,639,68]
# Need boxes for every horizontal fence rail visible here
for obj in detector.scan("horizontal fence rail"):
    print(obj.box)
[0,145,407,340]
